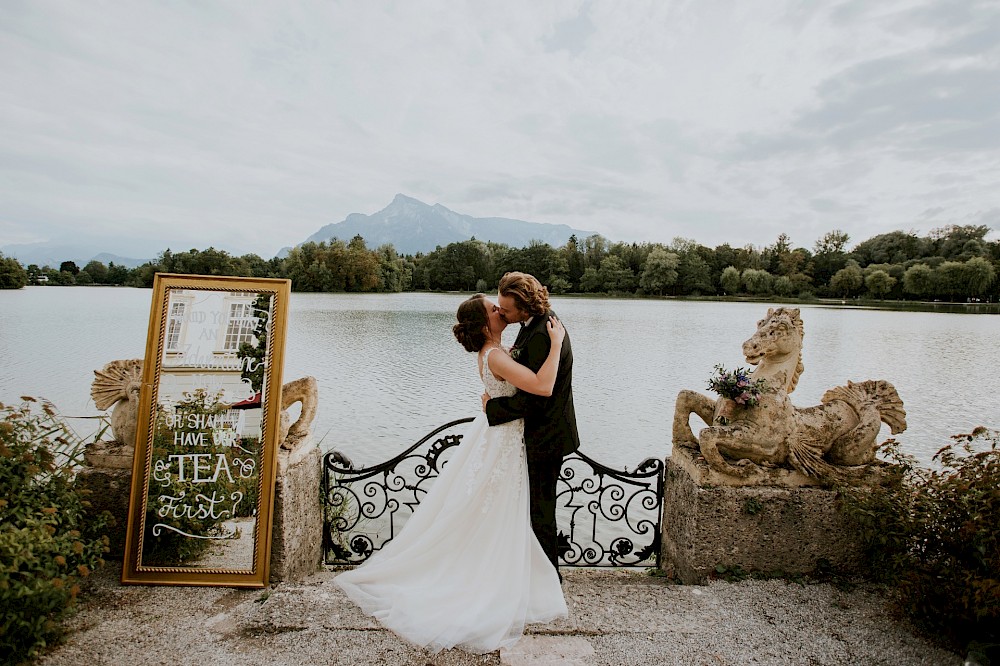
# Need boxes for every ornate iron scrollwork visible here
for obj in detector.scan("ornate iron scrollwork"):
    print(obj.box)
[322,418,664,568]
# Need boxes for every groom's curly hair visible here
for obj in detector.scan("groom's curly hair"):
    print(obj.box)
[453,294,490,352]
[498,272,550,316]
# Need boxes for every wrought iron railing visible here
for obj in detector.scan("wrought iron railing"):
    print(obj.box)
[322,417,664,568]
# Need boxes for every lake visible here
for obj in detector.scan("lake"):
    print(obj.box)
[1,287,998,470]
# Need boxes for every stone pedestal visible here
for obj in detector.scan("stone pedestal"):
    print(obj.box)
[269,442,323,584]
[76,440,135,559]
[661,446,863,584]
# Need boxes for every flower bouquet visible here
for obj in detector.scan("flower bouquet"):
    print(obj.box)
[707,364,769,424]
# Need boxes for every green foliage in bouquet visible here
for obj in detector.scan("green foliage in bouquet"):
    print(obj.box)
[0,398,110,664]
[840,430,1000,651]
[707,364,769,407]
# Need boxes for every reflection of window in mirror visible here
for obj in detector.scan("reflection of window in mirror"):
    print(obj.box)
[165,292,194,355]
[217,294,257,355]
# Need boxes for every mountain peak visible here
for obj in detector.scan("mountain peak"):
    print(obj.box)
[390,193,426,207]
[303,196,594,255]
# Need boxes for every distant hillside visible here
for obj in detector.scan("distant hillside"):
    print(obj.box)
[302,194,594,255]
[0,242,148,268]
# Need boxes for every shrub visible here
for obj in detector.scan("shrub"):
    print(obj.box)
[841,430,1000,651]
[0,398,110,663]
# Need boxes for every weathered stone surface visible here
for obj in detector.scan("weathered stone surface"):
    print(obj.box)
[500,636,596,665]
[75,465,132,559]
[269,442,323,583]
[672,307,907,483]
[661,446,863,584]
[82,439,135,470]
[278,376,319,451]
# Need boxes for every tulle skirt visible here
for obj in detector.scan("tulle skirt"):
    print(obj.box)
[334,413,567,653]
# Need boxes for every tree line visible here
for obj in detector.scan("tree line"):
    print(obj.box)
[2,224,997,302]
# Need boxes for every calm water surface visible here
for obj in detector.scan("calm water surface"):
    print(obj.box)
[1,287,998,469]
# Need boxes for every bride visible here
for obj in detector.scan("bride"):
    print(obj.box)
[334,293,568,654]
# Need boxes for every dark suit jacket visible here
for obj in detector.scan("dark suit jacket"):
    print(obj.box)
[485,309,580,459]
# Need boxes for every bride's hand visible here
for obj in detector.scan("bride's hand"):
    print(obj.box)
[546,316,565,346]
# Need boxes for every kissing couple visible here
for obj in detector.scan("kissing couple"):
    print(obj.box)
[335,271,580,654]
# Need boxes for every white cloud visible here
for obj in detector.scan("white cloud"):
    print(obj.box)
[1,0,997,259]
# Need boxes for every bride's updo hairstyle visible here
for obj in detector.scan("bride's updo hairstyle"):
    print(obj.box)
[453,294,490,352]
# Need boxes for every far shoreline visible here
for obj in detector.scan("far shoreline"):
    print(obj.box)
[13,283,1000,314]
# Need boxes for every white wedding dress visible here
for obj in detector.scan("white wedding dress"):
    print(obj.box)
[334,347,567,653]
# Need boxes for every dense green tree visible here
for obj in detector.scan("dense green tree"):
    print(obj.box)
[812,231,850,293]
[376,244,412,292]
[548,275,572,294]
[423,240,491,291]
[59,260,80,275]
[773,275,795,297]
[238,253,278,278]
[678,252,713,294]
[830,262,864,297]
[82,260,108,283]
[343,235,381,291]
[560,235,586,291]
[933,261,966,301]
[964,256,996,297]
[850,231,926,265]
[864,263,905,299]
[166,247,250,276]
[597,255,636,293]
[131,261,162,288]
[931,224,991,259]
[283,241,354,291]
[0,253,28,289]
[813,230,850,255]
[742,268,773,295]
[579,267,602,292]
[762,233,793,274]
[583,234,608,270]
[545,252,571,293]
[106,261,133,285]
[903,263,935,298]
[865,270,896,298]
[499,240,562,286]
[75,270,94,285]
[719,266,742,294]
[638,248,679,295]
[711,244,749,275]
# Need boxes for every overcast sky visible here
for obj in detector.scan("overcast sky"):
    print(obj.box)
[1,0,998,260]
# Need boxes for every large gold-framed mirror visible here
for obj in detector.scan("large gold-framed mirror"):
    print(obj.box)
[122,273,290,587]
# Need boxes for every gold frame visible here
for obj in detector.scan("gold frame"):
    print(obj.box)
[122,273,291,587]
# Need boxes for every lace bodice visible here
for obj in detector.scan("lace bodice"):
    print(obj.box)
[481,347,517,399]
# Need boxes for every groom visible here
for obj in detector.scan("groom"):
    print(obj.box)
[484,271,580,575]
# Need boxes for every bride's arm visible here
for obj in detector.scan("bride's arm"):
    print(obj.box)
[487,317,565,397]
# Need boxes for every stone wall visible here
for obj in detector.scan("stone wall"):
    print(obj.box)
[661,446,864,584]
[269,443,323,583]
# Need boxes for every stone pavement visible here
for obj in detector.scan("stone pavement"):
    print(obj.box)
[38,566,960,666]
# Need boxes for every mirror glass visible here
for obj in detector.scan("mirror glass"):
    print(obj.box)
[123,274,289,587]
